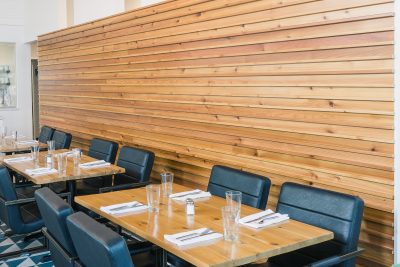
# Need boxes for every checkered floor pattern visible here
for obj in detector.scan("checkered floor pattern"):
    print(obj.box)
[0,223,53,267]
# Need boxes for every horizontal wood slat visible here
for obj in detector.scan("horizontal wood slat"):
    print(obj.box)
[38,0,394,265]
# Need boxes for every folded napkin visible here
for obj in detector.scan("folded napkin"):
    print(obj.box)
[79,160,110,169]
[15,140,38,145]
[25,167,58,176]
[4,156,32,163]
[100,201,148,215]
[169,189,211,201]
[164,228,222,247]
[239,209,289,229]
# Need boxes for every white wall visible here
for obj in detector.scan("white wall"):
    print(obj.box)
[0,0,32,138]
[125,0,164,10]
[24,0,67,43]
[73,0,124,25]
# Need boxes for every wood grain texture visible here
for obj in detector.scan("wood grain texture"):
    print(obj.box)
[37,0,394,265]
[75,183,334,267]
[1,150,124,184]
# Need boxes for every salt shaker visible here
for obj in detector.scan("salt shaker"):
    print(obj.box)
[186,198,195,216]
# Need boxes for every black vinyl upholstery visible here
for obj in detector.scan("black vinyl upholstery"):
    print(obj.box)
[66,212,134,267]
[35,188,76,267]
[52,130,72,150]
[266,182,364,267]
[208,165,271,210]
[38,126,55,143]
[77,138,119,194]
[0,167,43,234]
[114,146,155,185]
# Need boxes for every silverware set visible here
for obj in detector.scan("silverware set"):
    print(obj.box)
[176,229,215,242]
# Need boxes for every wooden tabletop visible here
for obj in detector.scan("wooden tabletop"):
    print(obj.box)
[0,137,47,153]
[75,184,333,267]
[1,149,125,185]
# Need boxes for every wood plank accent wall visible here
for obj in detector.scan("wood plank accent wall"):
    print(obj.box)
[37,0,394,265]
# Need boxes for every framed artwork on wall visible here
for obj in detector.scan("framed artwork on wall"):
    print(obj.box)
[0,43,16,108]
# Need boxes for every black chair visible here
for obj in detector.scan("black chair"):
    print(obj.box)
[208,165,271,210]
[76,138,119,195]
[37,126,55,144]
[52,130,72,150]
[66,212,155,267]
[34,187,76,267]
[251,182,364,267]
[0,167,44,257]
[99,146,155,193]
[169,165,271,267]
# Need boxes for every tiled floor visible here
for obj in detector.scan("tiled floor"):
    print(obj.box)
[0,223,53,267]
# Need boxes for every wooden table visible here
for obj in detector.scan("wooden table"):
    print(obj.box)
[0,138,47,154]
[2,150,125,200]
[75,184,333,267]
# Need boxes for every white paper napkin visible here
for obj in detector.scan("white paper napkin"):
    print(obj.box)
[239,209,289,229]
[25,167,58,176]
[100,201,148,215]
[164,228,222,247]
[79,160,110,169]
[169,189,211,201]
[4,157,32,163]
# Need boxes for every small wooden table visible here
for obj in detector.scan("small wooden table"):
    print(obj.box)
[2,150,125,200]
[0,138,47,154]
[75,184,333,267]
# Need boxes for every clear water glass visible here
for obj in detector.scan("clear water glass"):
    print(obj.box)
[161,172,174,197]
[47,140,55,154]
[12,130,17,141]
[0,126,6,145]
[146,184,161,212]
[226,191,242,218]
[222,206,239,242]
[57,153,68,176]
[72,148,81,169]
[31,144,40,163]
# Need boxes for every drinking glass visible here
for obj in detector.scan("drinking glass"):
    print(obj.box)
[161,172,174,197]
[72,148,81,169]
[146,184,161,212]
[226,191,242,218]
[57,153,68,176]
[47,140,55,154]
[222,206,239,241]
[31,144,40,163]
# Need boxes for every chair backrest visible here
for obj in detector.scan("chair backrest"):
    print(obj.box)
[66,212,134,267]
[52,130,72,150]
[0,167,26,233]
[207,165,271,209]
[35,187,76,267]
[275,182,364,267]
[38,126,55,143]
[114,146,155,185]
[88,138,119,163]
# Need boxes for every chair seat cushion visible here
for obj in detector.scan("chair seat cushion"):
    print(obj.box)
[16,185,39,199]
